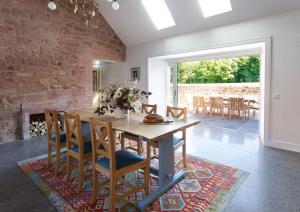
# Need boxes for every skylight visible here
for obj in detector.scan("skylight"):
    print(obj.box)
[141,0,175,30]
[198,0,232,18]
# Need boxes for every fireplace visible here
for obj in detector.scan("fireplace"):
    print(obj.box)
[21,102,67,140]
[29,113,47,138]
[28,113,63,138]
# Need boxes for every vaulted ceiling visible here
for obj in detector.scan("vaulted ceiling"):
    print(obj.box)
[96,0,300,46]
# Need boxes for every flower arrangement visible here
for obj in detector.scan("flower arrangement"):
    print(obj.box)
[95,81,152,116]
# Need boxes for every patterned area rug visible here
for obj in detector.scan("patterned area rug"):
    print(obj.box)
[17,154,248,211]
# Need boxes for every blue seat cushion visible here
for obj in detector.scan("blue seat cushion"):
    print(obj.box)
[50,133,67,143]
[98,150,145,170]
[81,121,91,140]
[71,141,92,153]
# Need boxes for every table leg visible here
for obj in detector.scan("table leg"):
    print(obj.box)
[137,135,186,211]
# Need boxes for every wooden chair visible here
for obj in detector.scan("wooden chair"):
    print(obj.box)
[141,103,157,114]
[150,106,188,168]
[90,118,150,211]
[209,97,225,117]
[120,103,157,155]
[45,108,66,175]
[247,100,259,119]
[228,97,247,120]
[64,112,92,192]
[193,96,208,115]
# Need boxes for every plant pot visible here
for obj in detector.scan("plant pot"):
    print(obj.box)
[113,108,129,119]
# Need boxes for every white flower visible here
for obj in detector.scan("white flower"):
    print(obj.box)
[101,93,107,101]
[128,93,134,98]
[113,88,123,99]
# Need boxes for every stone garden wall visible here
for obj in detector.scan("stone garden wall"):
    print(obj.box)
[169,83,260,107]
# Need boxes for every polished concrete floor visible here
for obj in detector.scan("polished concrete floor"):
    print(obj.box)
[193,114,259,133]
[1,125,300,212]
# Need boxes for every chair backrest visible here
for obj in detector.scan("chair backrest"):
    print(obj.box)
[44,108,61,142]
[141,103,157,114]
[64,112,84,154]
[229,97,245,109]
[90,118,115,169]
[193,96,205,107]
[193,96,199,107]
[210,97,223,108]
[198,96,206,105]
[166,106,187,120]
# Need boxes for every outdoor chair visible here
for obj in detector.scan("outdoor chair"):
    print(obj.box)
[193,96,209,115]
[209,97,225,117]
[228,97,247,120]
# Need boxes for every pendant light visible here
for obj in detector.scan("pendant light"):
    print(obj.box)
[48,0,56,11]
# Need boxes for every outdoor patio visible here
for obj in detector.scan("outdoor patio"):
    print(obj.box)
[192,114,259,134]
[175,82,260,134]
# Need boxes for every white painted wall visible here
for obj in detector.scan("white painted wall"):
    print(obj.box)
[100,62,127,87]
[148,58,168,115]
[104,10,300,152]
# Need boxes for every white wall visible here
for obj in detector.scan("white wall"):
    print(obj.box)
[105,10,300,152]
[100,62,127,87]
[148,58,168,115]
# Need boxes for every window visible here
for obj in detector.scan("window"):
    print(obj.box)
[198,0,232,18]
[142,0,175,30]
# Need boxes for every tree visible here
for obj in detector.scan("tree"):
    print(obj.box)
[234,55,260,82]
[177,55,260,83]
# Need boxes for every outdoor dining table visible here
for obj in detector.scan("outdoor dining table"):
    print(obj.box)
[65,108,200,211]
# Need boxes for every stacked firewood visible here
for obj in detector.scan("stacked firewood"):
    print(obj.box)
[29,120,62,138]
[30,120,47,138]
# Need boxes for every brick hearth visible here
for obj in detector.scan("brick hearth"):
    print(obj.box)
[0,0,125,144]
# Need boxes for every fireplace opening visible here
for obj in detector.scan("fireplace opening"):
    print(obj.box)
[29,113,47,138]
[29,113,63,138]
[20,102,67,140]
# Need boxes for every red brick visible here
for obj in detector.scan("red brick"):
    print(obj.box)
[0,0,125,144]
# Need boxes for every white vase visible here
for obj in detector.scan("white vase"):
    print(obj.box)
[113,108,129,119]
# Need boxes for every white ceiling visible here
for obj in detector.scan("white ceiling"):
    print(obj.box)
[96,0,300,46]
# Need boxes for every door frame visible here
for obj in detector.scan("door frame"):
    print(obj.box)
[148,37,272,144]
[167,62,178,107]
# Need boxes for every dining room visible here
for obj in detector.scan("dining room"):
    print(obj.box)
[1,0,300,212]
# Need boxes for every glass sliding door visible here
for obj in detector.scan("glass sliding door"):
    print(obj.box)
[167,62,178,107]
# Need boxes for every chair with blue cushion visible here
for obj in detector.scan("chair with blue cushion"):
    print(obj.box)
[150,106,188,168]
[90,118,150,210]
[64,112,92,192]
[45,108,66,175]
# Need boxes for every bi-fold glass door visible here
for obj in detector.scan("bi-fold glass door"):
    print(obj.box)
[167,62,178,108]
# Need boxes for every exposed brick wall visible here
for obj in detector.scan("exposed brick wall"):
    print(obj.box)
[0,0,125,143]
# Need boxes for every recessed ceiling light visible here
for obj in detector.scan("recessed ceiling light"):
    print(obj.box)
[198,0,232,18]
[141,0,176,30]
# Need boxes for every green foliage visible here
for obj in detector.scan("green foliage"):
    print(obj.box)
[177,55,260,83]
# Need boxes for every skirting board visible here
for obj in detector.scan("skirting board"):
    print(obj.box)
[265,139,300,153]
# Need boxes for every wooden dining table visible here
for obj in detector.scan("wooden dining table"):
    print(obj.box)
[65,108,200,211]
